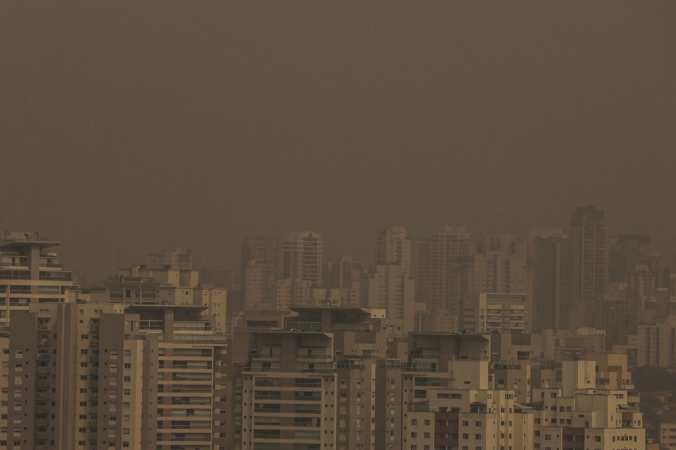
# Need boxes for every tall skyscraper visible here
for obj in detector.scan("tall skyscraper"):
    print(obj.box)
[531,233,571,330]
[569,206,607,326]
[417,226,472,318]
[375,226,411,274]
[281,231,323,286]
[241,237,278,311]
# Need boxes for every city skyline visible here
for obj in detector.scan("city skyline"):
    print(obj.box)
[5,210,673,284]
[2,2,675,449]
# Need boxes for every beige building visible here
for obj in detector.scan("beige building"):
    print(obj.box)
[415,307,458,333]
[146,247,193,270]
[628,316,676,368]
[0,231,76,328]
[0,330,9,447]
[417,226,472,320]
[5,301,228,449]
[224,306,389,450]
[275,278,312,310]
[659,422,676,450]
[463,293,532,334]
[540,327,607,361]
[241,237,278,312]
[376,226,411,274]
[367,264,416,334]
[281,231,323,287]
[92,263,228,334]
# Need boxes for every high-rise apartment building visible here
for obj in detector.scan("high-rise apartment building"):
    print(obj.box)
[241,237,278,311]
[2,297,648,450]
[628,315,676,368]
[224,306,389,450]
[417,226,472,320]
[375,226,411,274]
[469,235,531,295]
[147,247,193,270]
[462,292,531,334]
[276,232,323,310]
[570,206,607,326]
[367,264,416,333]
[528,229,571,330]
[281,232,323,286]
[6,301,228,450]
[608,235,660,284]
[0,231,75,328]
[92,262,227,334]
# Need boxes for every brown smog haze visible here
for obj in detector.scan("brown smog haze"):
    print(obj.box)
[0,2,675,279]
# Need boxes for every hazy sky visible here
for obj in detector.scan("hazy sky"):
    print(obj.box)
[1,2,675,280]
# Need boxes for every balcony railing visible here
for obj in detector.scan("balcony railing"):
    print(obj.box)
[174,321,212,331]
[39,271,72,281]
[331,323,373,332]
[139,320,164,330]
[285,322,322,332]
[173,334,227,344]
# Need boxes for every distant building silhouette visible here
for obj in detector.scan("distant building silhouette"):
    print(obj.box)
[528,228,571,330]
[417,226,471,321]
[375,226,411,274]
[241,237,278,311]
[569,206,607,327]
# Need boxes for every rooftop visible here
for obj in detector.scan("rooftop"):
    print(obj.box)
[0,231,61,250]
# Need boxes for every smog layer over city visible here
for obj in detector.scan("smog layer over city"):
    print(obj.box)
[1,2,675,450]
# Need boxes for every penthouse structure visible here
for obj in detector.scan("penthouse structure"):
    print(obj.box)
[0,231,75,327]
[92,262,227,334]
[225,306,389,450]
